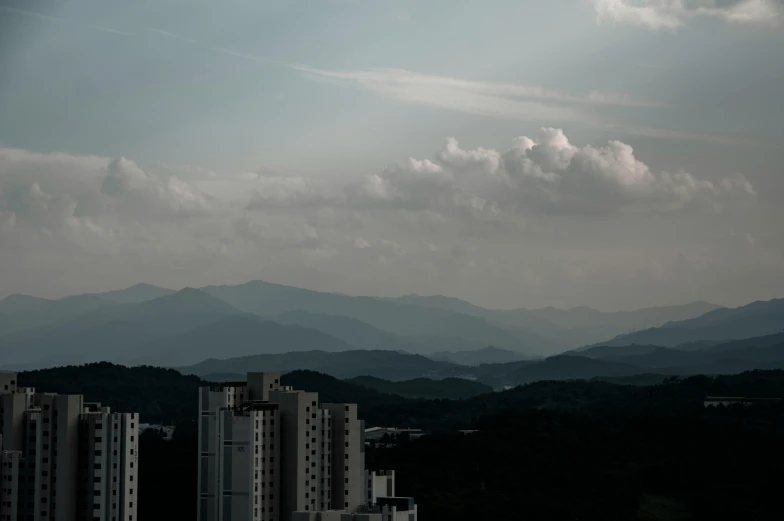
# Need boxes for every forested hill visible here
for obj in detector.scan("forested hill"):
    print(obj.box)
[17,363,784,428]
[19,363,784,521]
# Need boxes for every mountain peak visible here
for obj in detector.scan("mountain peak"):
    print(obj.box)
[95,283,174,304]
[135,287,239,315]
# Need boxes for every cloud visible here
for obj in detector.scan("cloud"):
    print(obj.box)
[292,66,656,123]
[246,176,344,210]
[593,0,784,30]
[0,148,218,253]
[240,128,754,220]
[101,157,215,218]
[0,135,764,307]
[499,128,756,213]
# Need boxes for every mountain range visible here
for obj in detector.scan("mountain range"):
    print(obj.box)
[0,280,782,383]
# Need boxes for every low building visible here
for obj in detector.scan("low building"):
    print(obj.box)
[704,396,782,407]
[139,423,176,440]
[363,427,424,443]
[292,496,418,521]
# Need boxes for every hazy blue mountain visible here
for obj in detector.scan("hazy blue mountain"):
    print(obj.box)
[589,299,784,348]
[272,310,490,355]
[0,288,239,368]
[386,294,720,351]
[575,334,784,374]
[384,294,568,351]
[178,350,465,381]
[91,283,174,304]
[386,294,506,319]
[0,294,115,339]
[131,314,357,367]
[347,376,493,399]
[600,347,726,369]
[201,280,539,355]
[529,301,722,330]
[707,333,784,353]
[0,294,51,314]
[429,346,529,366]
[504,355,648,385]
[576,344,663,359]
[272,310,402,350]
[666,299,784,329]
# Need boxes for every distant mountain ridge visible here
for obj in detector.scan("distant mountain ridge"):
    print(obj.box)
[385,293,721,351]
[132,313,357,367]
[429,346,529,366]
[0,288,239,368]
[201,280,543,355]
[347,376,493,399]
[588,299,784,348]
[1,278,778,378]
[89,283,174,304]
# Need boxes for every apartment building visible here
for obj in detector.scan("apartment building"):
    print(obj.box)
[198,373,414,521]
[0,371,138,521]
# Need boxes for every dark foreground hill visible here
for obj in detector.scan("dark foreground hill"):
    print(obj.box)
[19,363,784,521]
[179,349,466,381]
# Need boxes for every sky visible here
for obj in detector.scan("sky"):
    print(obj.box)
[0,0,783,311]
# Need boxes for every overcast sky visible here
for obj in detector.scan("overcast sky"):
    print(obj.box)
[0,0,783,310]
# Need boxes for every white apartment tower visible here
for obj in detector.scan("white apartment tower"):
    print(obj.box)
[198,373,366,521]
[0,372,139,521]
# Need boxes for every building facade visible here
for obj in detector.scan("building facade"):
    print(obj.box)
[198,373,415,521]
[0,371,138,521]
